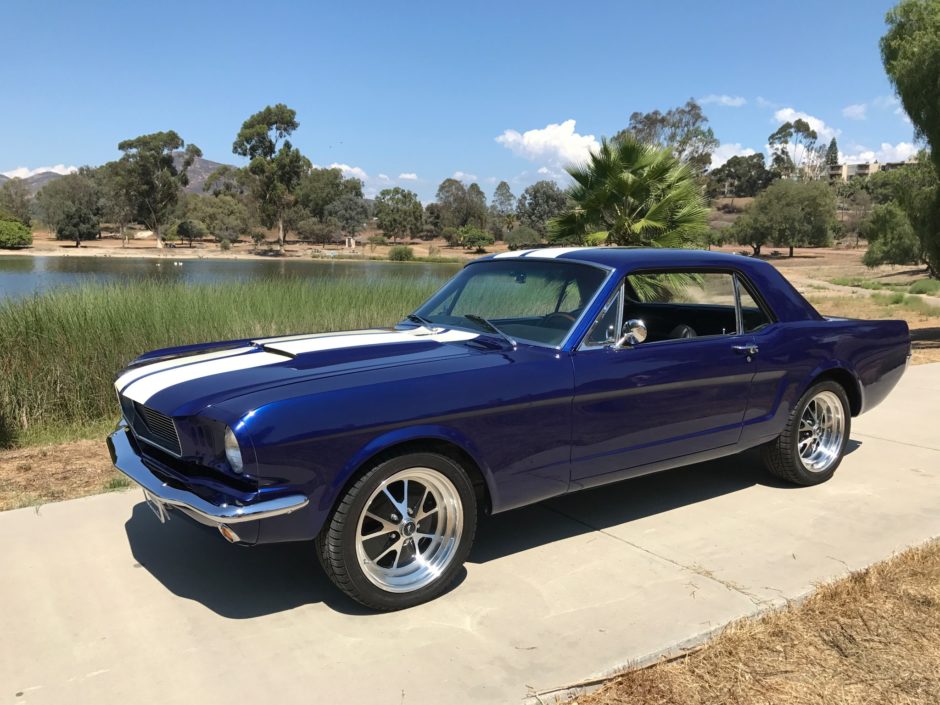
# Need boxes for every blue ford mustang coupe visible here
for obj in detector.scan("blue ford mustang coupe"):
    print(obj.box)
[108,248,910,609]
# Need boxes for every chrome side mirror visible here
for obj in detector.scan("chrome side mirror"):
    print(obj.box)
[615,319,647,347]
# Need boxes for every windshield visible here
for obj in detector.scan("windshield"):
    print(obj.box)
[412,259,608,346]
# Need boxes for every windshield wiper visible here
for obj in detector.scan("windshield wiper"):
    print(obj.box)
[464,314,516,347]
[405,313,440,331]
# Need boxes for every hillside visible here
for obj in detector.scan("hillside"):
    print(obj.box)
[1,155,234,196]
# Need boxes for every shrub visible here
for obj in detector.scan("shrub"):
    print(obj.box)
[441,227,461,247]
[219,238,232,251]
[388,245,414,261]
[250,231,267,246]
[367,235,388,252]
[296,218,336,244]
[0,220,32,249]
[459,226,495,252]
[910,279,940,296]
[505,225,542,250]
[862,204,921,267]
[584,231,608,246]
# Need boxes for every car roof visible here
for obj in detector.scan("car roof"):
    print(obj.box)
[477,247,773,275]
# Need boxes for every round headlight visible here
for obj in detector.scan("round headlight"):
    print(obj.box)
[224,426,244,474]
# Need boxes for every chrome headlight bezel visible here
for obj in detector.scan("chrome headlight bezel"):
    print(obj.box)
[224,426,244,474]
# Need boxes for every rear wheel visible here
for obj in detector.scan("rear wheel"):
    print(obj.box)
[317,452,477,610]
[762,380,851,486]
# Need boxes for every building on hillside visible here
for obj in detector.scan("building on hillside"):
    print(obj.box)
[828,155,918,182]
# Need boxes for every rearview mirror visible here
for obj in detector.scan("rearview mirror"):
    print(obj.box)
[615,319,647,347]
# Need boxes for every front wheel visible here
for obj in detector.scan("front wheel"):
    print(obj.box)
[762,380,851,486]
[317,452,477,610]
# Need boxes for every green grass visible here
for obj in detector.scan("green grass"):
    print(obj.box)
[829,277,909,292]
[871,291,940,317]
[910,279,940,296]
[0,275,446,448]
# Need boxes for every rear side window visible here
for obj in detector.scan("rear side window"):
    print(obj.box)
[736,276,772,332]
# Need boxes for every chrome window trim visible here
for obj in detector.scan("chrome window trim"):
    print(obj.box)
[579,280,625,350]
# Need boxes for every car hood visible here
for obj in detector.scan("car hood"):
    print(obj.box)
[114,327,484,418]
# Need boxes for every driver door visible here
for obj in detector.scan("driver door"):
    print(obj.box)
[568,271,757,488]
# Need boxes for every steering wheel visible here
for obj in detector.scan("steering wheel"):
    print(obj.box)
[542,311,577,327]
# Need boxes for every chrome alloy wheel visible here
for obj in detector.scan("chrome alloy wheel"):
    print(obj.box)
[354,468,463,593]
[798,390,846,472]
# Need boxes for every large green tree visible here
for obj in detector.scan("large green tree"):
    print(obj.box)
[516,180,568,237]
[34,169,100,233]
[707,154,775,201]
[96,160,137,244]
[861,203,921,266]
[767,119,821,179]
[881,0,940,276]
[183,192,252,243]
[616,99,719,175]
[117,131,200,246]
[0,178,31,226]
[731,180,837,257]
[232,104,311,253]
[56,205,100,247]
[374,187,423,241]
[296,167,363,221]
[551,136,709,247]
[325,194,369,237]
[826,138,840,167]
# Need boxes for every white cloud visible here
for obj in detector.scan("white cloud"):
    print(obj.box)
[772,108,840,141]
[840,142,918,164]
[398,172,418,181]
[755,96,779,109]
[842,103,867,120]
[496,119,599,168]
[710,143,757,169]
[328,162,368,180]
[1,164,78,179]
[873,95,898,109]
[452,170,477,182]
[700,94,746,107]
[378,173,390,181]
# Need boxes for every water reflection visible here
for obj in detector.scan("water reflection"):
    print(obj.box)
[0,255,461,301]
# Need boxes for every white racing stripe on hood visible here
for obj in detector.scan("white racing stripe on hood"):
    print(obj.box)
[114,347,253,394]
[118,328,479,405]
[261,328,478,356]
[252,329,387,345]
[121,351,287,404]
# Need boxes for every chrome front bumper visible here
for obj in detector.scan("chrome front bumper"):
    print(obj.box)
[107,424,309,525]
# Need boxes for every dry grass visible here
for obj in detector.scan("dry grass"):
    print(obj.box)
[0,438,121,511]
[569,541,940,705]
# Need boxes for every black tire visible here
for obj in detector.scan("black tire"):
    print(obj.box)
[762,380,851,486]
[316,452,477,611]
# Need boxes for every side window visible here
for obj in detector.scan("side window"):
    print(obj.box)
[736,277,772,332]
[584,285,623,346]
[624,272,738,341]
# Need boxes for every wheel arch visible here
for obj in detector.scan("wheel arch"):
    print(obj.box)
[807,365,862,416]
[323,425,498,519]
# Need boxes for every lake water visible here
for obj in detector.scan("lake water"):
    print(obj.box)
[0,255,461,302]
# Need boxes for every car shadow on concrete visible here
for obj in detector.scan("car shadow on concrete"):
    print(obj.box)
[125,442,860,618]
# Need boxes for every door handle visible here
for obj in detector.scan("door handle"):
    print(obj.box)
[732,344,759,356]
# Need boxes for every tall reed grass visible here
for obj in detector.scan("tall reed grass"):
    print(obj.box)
[0,275,447,447]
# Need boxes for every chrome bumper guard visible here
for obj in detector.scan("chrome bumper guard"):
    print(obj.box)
[107,424,309,525]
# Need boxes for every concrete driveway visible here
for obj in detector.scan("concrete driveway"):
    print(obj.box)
[2,364,939,705]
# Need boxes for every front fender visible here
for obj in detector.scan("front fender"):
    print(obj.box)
[322,424,500,516]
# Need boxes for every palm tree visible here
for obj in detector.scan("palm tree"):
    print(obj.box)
[550,136,710,247]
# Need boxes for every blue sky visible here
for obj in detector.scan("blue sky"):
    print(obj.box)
[1,0,917,201]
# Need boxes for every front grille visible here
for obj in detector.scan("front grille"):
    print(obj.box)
[130,401,182,456]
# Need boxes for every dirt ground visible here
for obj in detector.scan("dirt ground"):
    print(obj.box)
[567,540,940,705]
[0,439,123,511]
[3,228,492,262]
